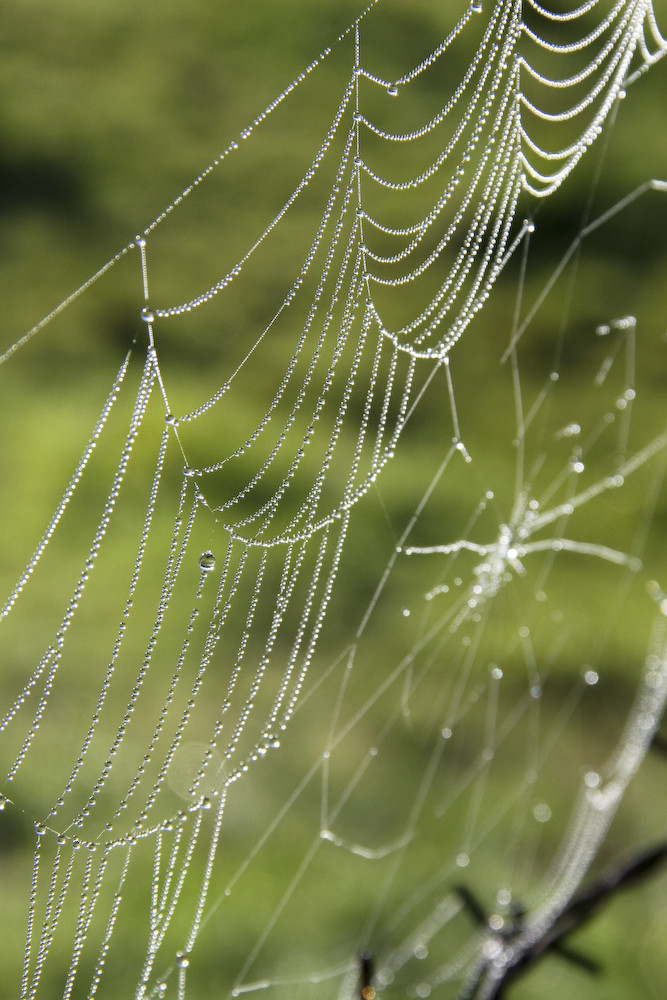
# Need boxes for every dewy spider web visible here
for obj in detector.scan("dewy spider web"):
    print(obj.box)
[0,2,665,998]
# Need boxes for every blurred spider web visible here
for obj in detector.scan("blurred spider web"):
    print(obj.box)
[0,2,666,999]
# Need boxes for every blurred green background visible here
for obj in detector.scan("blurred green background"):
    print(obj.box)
[1,2,666,998]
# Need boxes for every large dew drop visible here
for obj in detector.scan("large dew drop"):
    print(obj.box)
[199,551,216,572]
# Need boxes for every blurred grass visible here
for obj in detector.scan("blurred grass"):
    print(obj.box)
[1,1,666,998]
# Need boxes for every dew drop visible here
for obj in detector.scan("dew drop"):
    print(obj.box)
[135,235,146,248]
[0,795,6,811]
[641,705,660,731]
[456,852,470,868]
[483,938,503,961]
[140,306,155,324]
[198,551,216,572]
[34,822,46,837]
[533,803,552,823]
[165,413,178,427]
[556,422,581,439]
[175,951,190,969]
[386,85,398,97]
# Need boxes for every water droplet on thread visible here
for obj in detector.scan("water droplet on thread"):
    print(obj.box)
[141,306,155,324]
[386,85,399,97]
[199,551,216,572]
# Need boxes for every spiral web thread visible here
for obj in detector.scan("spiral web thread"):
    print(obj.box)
[0,2,665,999]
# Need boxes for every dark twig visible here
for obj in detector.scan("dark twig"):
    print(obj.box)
[359,950,376,1000]
[459,839,667,999]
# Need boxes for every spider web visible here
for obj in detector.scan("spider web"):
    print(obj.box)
[0,2,666,999]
